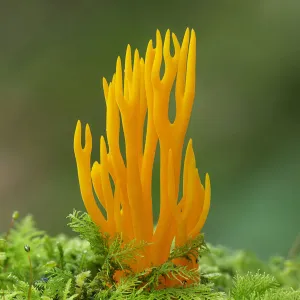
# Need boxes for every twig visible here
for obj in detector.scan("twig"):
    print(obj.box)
[288,232,300,259]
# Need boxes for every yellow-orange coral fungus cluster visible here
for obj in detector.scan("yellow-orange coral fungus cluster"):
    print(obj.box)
[74,28,210,285]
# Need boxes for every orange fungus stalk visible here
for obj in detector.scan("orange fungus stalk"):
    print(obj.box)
[74,28,211,287]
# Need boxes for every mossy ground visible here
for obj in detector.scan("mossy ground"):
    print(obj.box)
[1,212,299,299]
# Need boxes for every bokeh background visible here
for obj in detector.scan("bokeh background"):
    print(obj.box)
[1,1,299,259]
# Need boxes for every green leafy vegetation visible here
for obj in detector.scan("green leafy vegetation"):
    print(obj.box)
[1,211,299,299]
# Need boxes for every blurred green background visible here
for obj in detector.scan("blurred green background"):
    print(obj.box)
[1,1,299,259]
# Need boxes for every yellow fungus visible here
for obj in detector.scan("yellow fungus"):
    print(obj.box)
[74,28,211,286]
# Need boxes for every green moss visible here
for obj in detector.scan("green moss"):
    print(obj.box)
[1,211,299,299]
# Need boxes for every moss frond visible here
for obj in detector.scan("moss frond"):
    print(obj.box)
[1,212,300,299]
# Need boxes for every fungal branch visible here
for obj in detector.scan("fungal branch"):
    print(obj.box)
[74,28,211,278]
